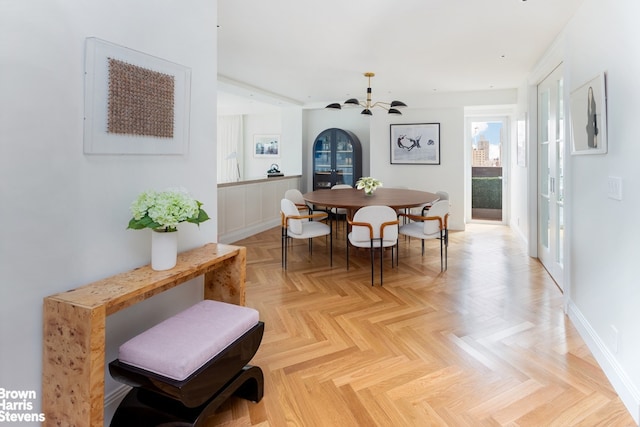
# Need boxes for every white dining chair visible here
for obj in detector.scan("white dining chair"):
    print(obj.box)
[284,189,328,221]
[420,190,449,215]
[398,199,449,271]
[280,198,332,269]
[346,205,399,286]
[331,184,352,233]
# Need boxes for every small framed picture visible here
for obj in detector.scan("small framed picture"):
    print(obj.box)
[253,134,280,158]
[570,73,607,155]
[390,123,440,165]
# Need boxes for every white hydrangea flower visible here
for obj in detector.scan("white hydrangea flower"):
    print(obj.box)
[356,177,383,193]
[127,188,209,232]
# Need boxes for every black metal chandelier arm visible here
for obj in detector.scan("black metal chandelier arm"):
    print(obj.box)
[324,72,407,115]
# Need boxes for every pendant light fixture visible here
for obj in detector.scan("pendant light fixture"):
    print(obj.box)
[326,72,407,115]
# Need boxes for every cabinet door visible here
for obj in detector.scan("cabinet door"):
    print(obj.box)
[313,128,362,190]
[313,131,334,189]
[335,131,355,186]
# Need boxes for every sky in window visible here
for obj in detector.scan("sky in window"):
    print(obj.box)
[472,121,502,160]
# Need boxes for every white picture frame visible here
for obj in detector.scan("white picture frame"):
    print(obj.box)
[253,134,280,158]
[390,123,440,165]
[570,73,607,155]
[83,37,191,155]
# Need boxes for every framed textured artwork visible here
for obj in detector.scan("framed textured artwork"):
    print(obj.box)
[253,134,280,158]
[570,73,607,155]
[390,123,440,165]
[83,37,191,155]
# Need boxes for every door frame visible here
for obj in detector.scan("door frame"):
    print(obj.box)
[464,108,513,225]
[526,39,571,309]
[536,64,565,291]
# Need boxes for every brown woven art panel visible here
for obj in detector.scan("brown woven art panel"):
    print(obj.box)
[107,58,175,138]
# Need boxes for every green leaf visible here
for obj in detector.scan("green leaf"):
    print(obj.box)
[127,216,162,230]
[187,208,210,226]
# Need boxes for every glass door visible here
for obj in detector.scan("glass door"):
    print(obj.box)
[468,118,508,223]
[313,133,333,189]
[538,64,564,290]
[335,133,354,186]
[312,128,362,190]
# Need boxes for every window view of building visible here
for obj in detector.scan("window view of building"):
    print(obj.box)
[472,123,502,167]
[471,121,503,221]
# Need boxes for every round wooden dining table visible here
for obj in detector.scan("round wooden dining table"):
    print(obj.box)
[303,187,439,217]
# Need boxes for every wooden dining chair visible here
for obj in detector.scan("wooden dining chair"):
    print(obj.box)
[346,205,399,286]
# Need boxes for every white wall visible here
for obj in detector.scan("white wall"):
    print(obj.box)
[244,112,282,178]
[554,0,640,421]
[242,107,303,180]
[370,107,466,231]
[509,81,532,245]
[0,0,218,423]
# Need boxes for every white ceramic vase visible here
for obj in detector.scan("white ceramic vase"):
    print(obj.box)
[151,229,178,271]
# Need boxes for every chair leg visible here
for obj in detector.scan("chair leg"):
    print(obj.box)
[444,229,448,271]
[329,227,333,267]
[394,241,398,268]
[346,238,350,270]
[281,229,287,269]
[395,243,397,268]
[370,240,375,286]
[379,244,383,286]
[439,230,444,272]
[392,243,396,268]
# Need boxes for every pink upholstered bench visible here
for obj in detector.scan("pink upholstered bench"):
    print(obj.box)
[109,300,264,427]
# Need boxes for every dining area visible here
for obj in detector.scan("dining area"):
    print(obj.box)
[280,184,450,286]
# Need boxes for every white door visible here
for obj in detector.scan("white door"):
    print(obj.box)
[537,65,564,290]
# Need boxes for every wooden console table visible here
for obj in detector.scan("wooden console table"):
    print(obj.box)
[42,243,246,426]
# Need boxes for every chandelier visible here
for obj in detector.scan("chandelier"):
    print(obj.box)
[325,72,407,115]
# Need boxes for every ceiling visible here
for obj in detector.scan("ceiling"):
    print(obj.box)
[217,0,584,113]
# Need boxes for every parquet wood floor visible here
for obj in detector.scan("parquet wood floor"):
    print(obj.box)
[207,223,635,426]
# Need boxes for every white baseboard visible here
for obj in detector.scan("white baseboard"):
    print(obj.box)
[510,222,528,247]
[103,384,131,427]
[218,219,280,244]
[567,301,640,425]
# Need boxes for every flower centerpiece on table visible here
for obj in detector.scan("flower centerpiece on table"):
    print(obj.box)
[355,177,383,195]
[127,189,210,232]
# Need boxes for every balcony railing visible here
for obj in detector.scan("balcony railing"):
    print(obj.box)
[472,167,502,220]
